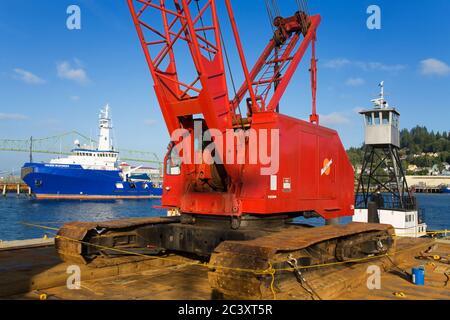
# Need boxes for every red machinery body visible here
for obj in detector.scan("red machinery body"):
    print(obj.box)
[163,113,355,219]
[128,0,355,221]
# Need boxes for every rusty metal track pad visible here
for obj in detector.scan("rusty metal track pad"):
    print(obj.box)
[55,217,180,265]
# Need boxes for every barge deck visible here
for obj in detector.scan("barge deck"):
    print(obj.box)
[1,237,449,300]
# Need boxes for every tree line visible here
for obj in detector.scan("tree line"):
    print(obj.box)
[347,126,450,171]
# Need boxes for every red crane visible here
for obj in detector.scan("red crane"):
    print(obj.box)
[127,0,353,221]
[56,0,395,299]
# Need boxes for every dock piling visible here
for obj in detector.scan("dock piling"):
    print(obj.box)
[2,185,6,197]
[16,184,20,196]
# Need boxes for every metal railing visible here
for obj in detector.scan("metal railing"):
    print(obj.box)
[356,193,417,211]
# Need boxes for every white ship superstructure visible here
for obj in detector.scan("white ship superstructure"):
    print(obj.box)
[50,105,119,171]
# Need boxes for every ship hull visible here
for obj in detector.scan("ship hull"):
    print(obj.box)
[21,163,163,199]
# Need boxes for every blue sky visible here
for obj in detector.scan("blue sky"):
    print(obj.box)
[1,0,449,171]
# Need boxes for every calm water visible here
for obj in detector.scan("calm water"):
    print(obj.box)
[1,194,449,241]
[0,196,165,241]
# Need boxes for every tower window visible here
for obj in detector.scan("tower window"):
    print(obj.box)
[374,112,381,125]
[392,114,399,128]
[381,112,390,125]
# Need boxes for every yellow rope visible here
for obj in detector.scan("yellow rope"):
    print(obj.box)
[22,222,60,232]
[255,262,277,300]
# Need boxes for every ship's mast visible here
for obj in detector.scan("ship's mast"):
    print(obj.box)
[98,105,113,151]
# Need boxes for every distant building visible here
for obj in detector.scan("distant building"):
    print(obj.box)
[428,164,440,176]
[443,162,450,171]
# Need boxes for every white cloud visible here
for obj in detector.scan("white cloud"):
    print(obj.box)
[144,119,157,126]
[420,58,450,76]
[0,113,28,121]
[320,112,351,126]
[13,68,46,85]
[356,62,406,72]
[323,58,406,73]
[70,95,80,101]
[323,58,351,69]
[57,60,90,84]
[345,77,365,86]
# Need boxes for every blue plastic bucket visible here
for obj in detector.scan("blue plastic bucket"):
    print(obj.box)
[412,266,425,286]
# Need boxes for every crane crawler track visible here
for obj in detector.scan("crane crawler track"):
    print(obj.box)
[56,217,395,300]
[55,217,181,265]
[208,222,395,299]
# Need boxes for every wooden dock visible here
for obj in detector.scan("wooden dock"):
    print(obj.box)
[1,183,31,196]
[413,186,444,194]
[0,237,449,300]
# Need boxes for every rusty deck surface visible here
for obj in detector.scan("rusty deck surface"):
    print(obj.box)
[1,238,449,300]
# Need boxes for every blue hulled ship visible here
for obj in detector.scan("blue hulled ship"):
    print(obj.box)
[21,106,163,199]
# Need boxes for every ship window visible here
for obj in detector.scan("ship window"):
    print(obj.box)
[365,114,373,126]
[381,112,390,125]
[374,112,381,125]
